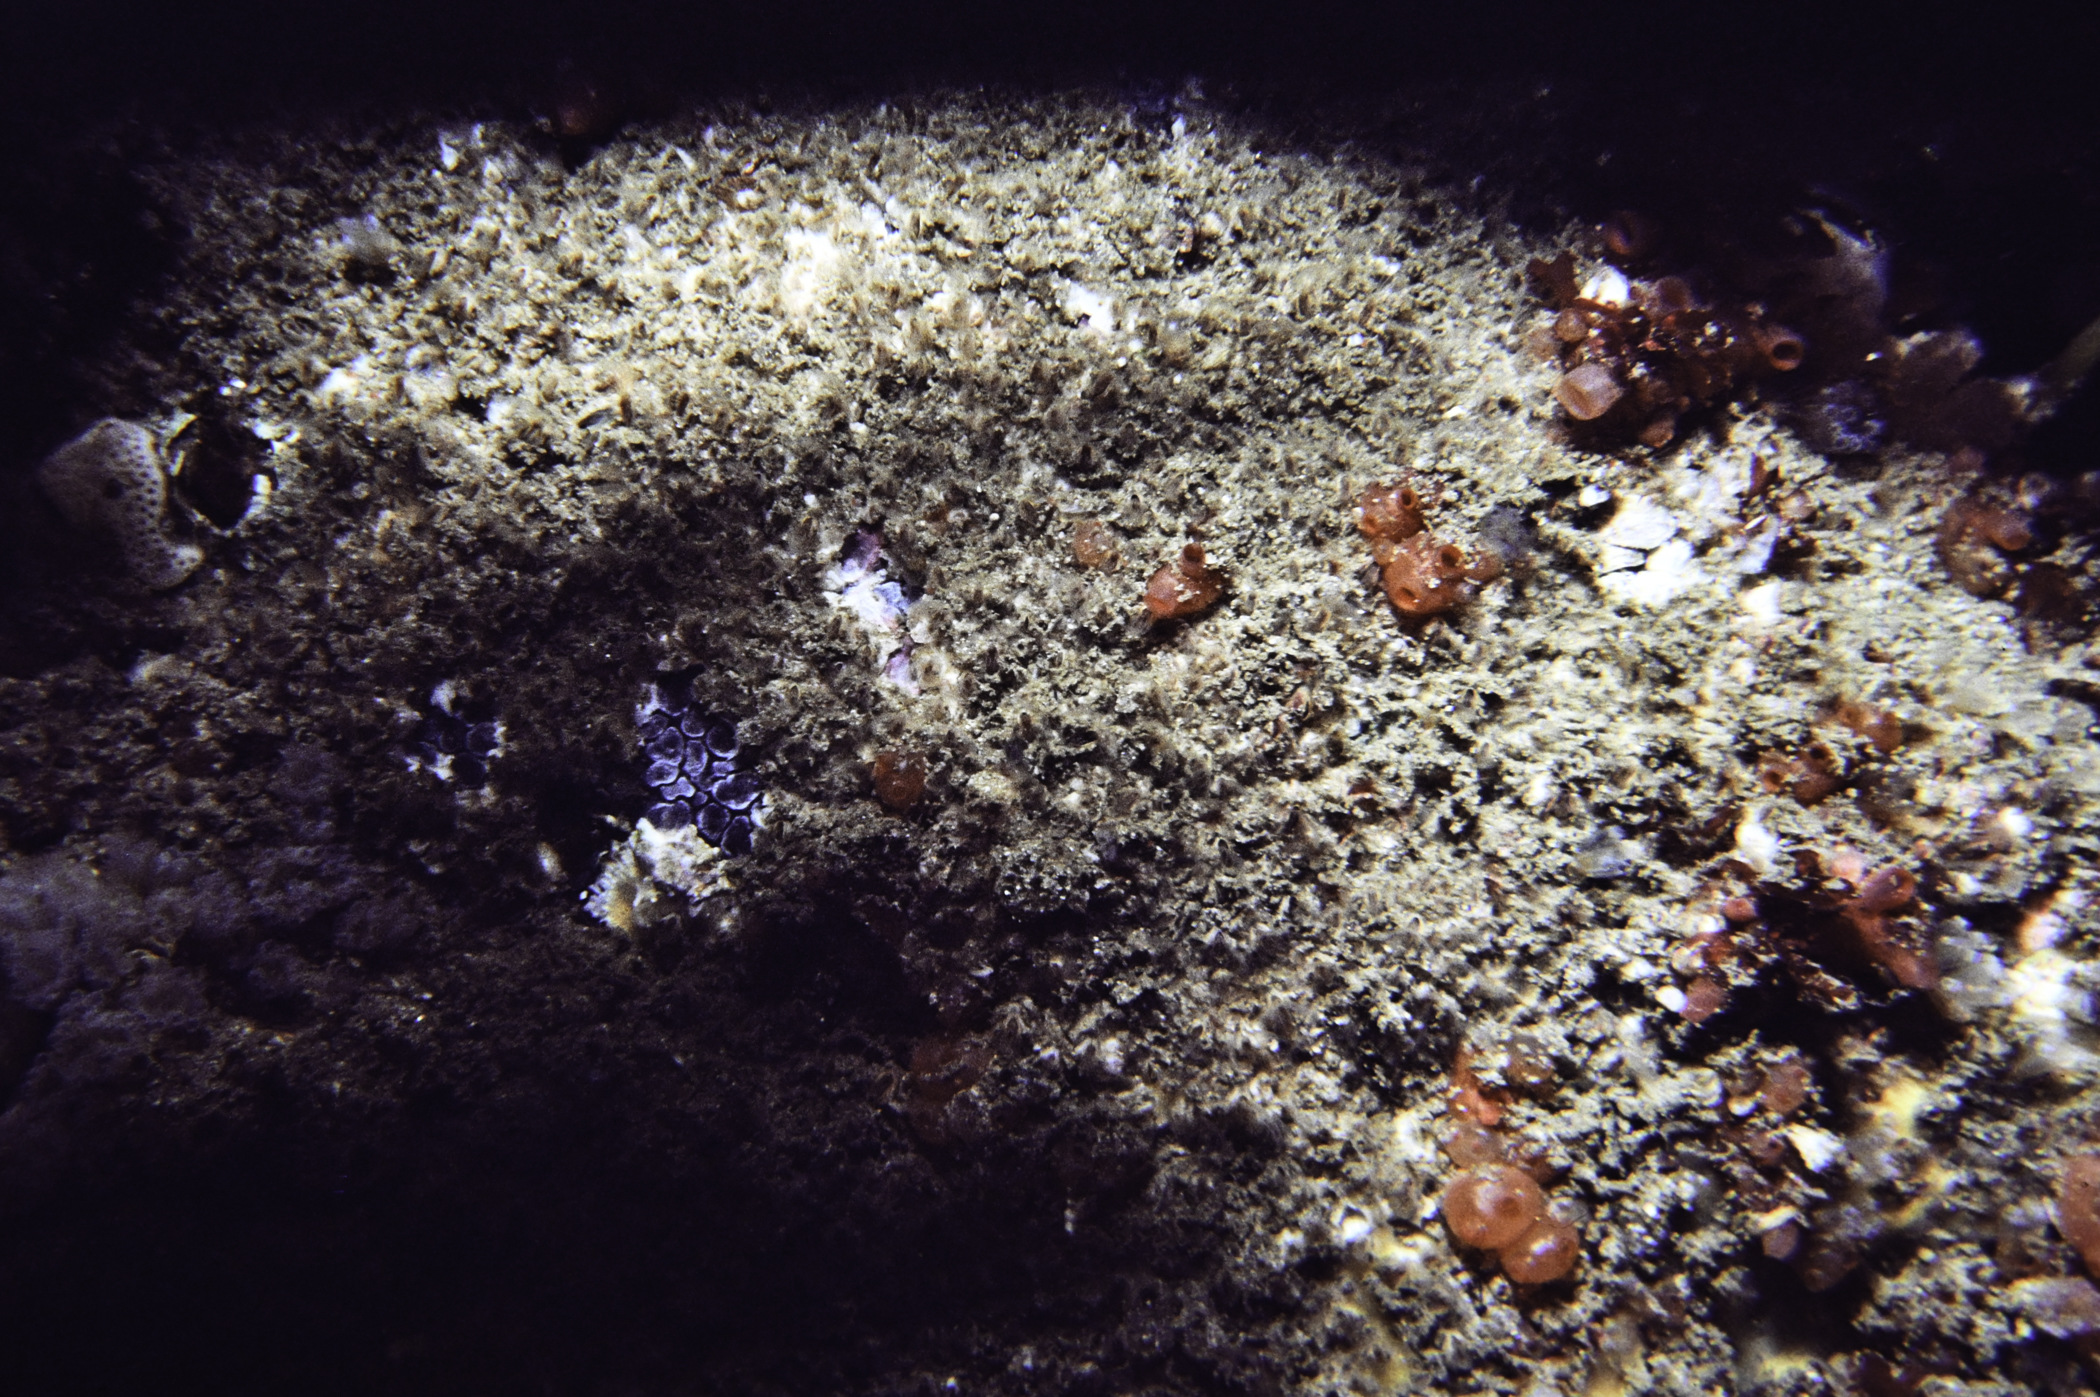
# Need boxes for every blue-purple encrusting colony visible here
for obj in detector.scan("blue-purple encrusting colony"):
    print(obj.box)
[407,682,502,784]
[638,688,760,855]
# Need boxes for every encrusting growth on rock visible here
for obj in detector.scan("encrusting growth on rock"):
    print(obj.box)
[1830,698,1906,755]
[1142,543,1225,619]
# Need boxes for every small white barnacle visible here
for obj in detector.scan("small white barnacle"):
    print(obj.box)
[36,419,203,590]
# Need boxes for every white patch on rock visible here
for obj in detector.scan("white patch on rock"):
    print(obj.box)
[1738,581,1785,626]
[1592,494,1709,606]
[1734,806,1780,877]
[1783,1124,1846,1173]
[779,227,844,318]
[1599,495,1680,551]
[823,531,920,694]
[586,818,739,937]
[1060,281,1118,335]
[1599,538,1707,607]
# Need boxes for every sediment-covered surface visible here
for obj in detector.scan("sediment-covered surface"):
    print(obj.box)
[3,76,2100,1396]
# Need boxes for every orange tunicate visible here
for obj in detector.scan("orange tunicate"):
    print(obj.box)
[1072,519,1119,570]
[1831,699,1905,755]
[1851,866,1917,916]
[1439,1120,1507,1167]
[2061,1154,2100,1275]
[1754,323,1807,373]
[1442,1163,1545,1251]
[1554,362,1624,421]
[1937,497,2035,598]
[1757,746,1843,806]
[1838,867,1937,991]
[1142,543,1225,619]
[872,750,927,812]
[1637,415,1678,449]
[1601,209,1658,262]
[1758,1058,1813,1118]
[1499,1215,1581,1284]
[1679,976,1727,1024]
[1760,1218,1804,1261]
[1381,533,1500,618]
[1448,1044,1504,1127]
[1356,482,1427,564]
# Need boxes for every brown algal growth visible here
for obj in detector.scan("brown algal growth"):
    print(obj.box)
[2061,1154,2100,1275]
[1937,495,2035,598]
[1527,251,1805,447]
[872,750,927,812]
[1142,543,1225,619]
[1355,482,1501,620]
[2017,561,2092,630]
[1071,518,1120,570]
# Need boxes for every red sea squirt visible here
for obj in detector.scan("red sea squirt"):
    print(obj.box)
[1554,363,1623,421]
[2061,1153,2100,1275]
[1354,482,1501,620]
[1442,1163,1545,1250]
[872,750,927,812]
[1143,543,1225,619]
[1500,1215,1581,1284]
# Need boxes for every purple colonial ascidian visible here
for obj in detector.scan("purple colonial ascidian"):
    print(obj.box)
[407,682,503,785]
[637,688,761,855]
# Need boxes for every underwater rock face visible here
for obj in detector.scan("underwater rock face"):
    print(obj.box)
[637,688,758,855]
[0,78,2097,1397]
